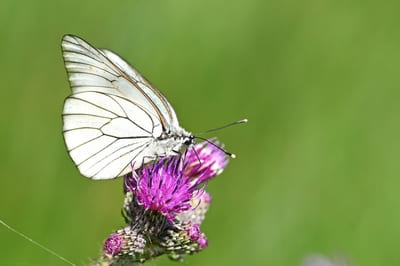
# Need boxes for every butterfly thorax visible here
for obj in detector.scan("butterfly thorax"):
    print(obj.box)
[151,128,194,157]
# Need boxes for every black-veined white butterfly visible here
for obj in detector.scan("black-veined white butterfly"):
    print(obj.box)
[61,34,197,180]
[61,35,243,180]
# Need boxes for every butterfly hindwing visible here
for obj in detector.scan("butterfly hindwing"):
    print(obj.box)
[62,93,156,179]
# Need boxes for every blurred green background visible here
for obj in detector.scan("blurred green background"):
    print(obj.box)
[1,0,400,265]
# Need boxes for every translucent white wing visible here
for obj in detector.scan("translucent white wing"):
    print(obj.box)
[61,35,180,179]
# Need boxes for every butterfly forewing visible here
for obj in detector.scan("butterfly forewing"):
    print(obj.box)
[61,35,183,179]
[100,49,180,130]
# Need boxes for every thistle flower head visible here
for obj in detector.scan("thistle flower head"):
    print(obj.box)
[104,233,123,255]
[126,157,205,221]
[103,227,146,258]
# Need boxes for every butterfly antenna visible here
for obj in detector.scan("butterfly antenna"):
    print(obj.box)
[196,119,248,136]
[0,219,75,265]
[194,136,236,158]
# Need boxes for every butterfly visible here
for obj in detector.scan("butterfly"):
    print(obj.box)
[61,35,196,180]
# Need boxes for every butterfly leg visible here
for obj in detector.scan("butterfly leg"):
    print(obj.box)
[171,149,185,174]
[139,155,160,181]
[191,145,203,172]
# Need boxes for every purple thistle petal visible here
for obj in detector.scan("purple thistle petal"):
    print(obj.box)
[184,139,229,182]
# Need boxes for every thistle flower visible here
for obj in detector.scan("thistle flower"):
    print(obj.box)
[98,140,229,264]
[126,157,207,222]
[104,234,122,255]
[101,226,146,262]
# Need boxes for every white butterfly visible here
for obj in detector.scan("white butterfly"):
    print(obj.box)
[61,35,194,180]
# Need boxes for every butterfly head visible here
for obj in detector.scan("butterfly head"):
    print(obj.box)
[183,135,195,146]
